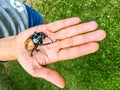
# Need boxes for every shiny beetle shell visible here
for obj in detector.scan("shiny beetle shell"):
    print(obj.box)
[24,38,35,51]
[24,32,53,56]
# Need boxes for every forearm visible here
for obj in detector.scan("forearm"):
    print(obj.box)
[0,36,17,61]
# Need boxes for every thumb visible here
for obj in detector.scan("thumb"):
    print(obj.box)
[33,67,65,88]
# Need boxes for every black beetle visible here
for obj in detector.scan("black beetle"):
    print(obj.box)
[25,32,53,56]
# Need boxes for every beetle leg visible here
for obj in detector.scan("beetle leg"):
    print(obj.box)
[47,37,53,43]
[30,44,39,56]
[30,48,35,56]
[35,44,39,52]
[40,38,54,46]
[41,42,52,46]
[39,40,44,46]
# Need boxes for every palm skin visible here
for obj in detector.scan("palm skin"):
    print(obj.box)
[14,17,106,88]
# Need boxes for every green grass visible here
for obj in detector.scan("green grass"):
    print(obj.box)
[1,0,120,90]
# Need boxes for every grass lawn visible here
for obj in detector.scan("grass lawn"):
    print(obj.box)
[0,0,120,90]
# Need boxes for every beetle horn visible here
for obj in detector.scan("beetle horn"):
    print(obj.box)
[34,31,37,35]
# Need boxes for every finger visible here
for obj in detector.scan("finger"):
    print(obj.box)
[57,42,99,61]
[32,67,65,88]
[55,21,98,40]
[45,17,81,32]
[53,30,106,49]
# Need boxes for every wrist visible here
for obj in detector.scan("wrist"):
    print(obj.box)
[0,36,17,61]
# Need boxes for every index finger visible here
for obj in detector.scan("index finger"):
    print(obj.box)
[45,17,81,32]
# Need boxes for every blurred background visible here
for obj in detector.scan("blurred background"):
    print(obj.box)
[0,0,120,90]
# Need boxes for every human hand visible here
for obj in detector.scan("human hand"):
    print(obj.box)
[15,17,106,88]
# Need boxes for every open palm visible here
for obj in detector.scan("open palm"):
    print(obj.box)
[15,17,106,88]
